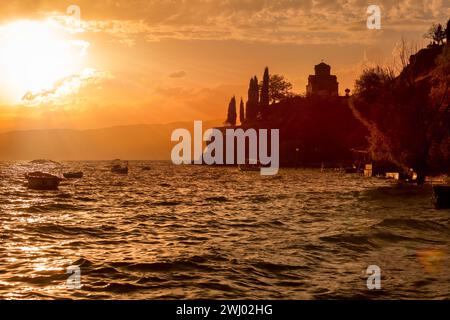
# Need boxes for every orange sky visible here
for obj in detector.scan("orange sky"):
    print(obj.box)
[0,0,448,132]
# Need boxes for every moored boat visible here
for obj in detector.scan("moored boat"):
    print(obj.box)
[111,163,129,174]
[63,172,83,179]
[26,171,62,190]
[238,163,261,172]
[432,185,450,209]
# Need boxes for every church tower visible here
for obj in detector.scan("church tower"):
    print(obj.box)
[306,62,339,97]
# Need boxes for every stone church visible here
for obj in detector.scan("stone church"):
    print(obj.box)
[306,62,339,96]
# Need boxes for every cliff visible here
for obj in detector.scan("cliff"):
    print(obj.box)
[351,43,449,177]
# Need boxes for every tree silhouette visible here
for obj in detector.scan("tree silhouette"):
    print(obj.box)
[268,74,294,104]
[447,19,450,43]
[239,98,245,124]
[260,67,270,110]
[225,96,237,126]
[245,79,253,122]
[253,76,259,106]
[259,73,294,104]
[245,77,259,122]
[351,46,450,181]
[425,23,446,45]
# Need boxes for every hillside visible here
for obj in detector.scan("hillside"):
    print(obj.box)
[0,120,222,160]
[238,96,369,166]
[351,43,450,178]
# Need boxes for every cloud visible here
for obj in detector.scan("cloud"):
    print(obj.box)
[2,0,448,45]
[22,69,110,107]
[168,71,187,79]
[66,1,450,44]
[0,0,448,128]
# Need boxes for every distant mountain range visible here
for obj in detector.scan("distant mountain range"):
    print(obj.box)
[0,120,222,160]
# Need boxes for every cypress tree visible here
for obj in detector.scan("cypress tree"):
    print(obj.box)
[245,76,260,122]
[261,67,270,107]
[245,77,259,122]
[253,76,259,105]
[239,98,245,125]
[252,76,260,119]
[226,96,237,126]
[245,78,254,122]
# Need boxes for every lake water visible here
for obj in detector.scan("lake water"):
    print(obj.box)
[0,161,449,299]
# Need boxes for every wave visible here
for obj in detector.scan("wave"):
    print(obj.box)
[71,258,94,267]
[136,276,168,284]
[363,185,432,199]
[321,230,444,248]
[113,260,215,273]
[159,183,171,187]
[28,223,118,237]
[372,231,444,244]
[373,218,450,233]
[102,282,146,293]
[2,161,449,299]
[108,254,227,273]
[152,200,184,206]
[74,197,97,202]
[251,195,272,203]
[205,196,229,202]
[252,261,309,272]
[23,203,84,213]
[320,234,376,247]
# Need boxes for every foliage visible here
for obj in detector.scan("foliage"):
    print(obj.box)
[447,19,450,43]
[268,74,294,104]
[425,23,446,45]
[351,46,450,180]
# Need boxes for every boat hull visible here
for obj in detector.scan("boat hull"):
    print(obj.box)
[26,173,61,190]
[238,165,261,172]
[111,166,129,174]
[63,172,83,179]
[433,185,450,209]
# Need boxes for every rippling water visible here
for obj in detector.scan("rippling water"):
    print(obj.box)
[0,161,449,299]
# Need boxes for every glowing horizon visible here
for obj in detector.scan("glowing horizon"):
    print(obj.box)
[0,1,448,131]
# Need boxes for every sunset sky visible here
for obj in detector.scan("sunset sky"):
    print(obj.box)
[0,0,448,132]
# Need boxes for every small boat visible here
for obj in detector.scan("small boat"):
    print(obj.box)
[432,185,450,209]
[111,163,129,174]
[63,172,83,179]
[25,171,62,190]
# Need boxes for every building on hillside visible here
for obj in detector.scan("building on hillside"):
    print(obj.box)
[306,62,339,97]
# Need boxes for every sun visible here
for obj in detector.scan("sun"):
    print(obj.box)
[0,20,88,105]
